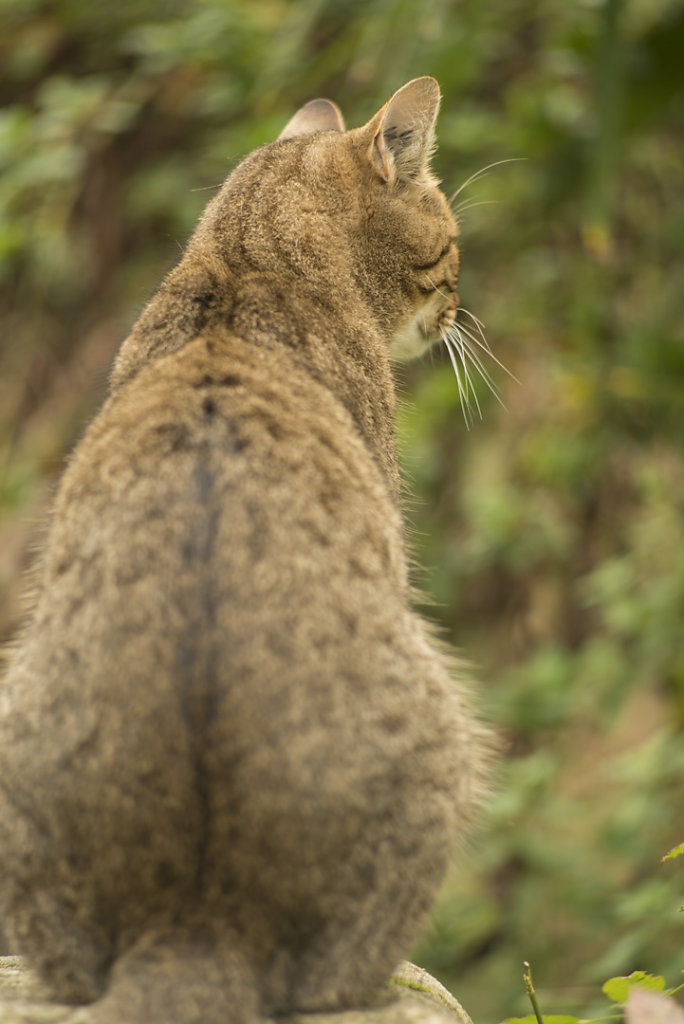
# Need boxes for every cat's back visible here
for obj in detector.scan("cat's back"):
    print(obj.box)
[11,323,417,762]
[45,326,406,617]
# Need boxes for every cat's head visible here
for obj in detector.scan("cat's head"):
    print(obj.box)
[201,78,459,363]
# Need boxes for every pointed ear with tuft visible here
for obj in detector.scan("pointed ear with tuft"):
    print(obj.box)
[367,76,441,184]
[278,99,346,141]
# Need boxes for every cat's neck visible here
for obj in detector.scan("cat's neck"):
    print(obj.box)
[111,253,401,504]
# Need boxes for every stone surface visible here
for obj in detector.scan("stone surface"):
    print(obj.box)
[0,958,473,1024]
[0,957,66,1021]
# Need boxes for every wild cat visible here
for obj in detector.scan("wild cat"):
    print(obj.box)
[0,77,491,1023]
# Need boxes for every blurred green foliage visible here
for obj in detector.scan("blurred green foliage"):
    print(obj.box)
[1,0,683,1021]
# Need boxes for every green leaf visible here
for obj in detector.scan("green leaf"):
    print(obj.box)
[662,842,684,862]
[602,973,666,1003]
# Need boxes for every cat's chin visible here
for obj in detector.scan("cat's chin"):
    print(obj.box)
[389,297,455,362]
[389,325,436,361]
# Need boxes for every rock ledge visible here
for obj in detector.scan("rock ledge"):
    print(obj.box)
[0,957,473,1024]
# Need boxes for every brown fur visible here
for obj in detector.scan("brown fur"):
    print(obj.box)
[0,78,490,1023]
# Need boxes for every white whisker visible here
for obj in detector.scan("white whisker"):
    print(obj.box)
[455,342,483,420]
[456,318,492,354]
[428,286,518,422]
[455,317,520,384]
[458,307,488,342]
[433,158,524,422]
[452,325,496,386]
[442,327,485,424]
[426,276,451,303]
[448,157,527,206]
[441,328,472,428]
[453,324,500,393]
[442,334,469,417]
[440,316,518,417]
[453,327,505,410]
[452,198,502,218]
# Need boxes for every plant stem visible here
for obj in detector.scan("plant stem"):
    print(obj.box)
[524,962,545,1024]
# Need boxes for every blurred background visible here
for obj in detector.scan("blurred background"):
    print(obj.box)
[1,0,683,1020]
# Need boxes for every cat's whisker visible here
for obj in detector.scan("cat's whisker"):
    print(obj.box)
[451,324,499,393]
[429,277,515,416]
[455,316,493,355]
[440,327,473,428]
[451,326,505,410]
[458,307,488,344]
[426,276,451,304]
[448,157,527,206]
[442,327,487,426]
[445,321,510,416]
[455,318,520,385]
[442,335,469,421]
[455,339,483,421]
[452,198,502,218]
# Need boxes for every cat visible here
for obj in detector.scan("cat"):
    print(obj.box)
[0,77,491,1023]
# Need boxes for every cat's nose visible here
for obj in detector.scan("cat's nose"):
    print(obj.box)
[439,300,458,330]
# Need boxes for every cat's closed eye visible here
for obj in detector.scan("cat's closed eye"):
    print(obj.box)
[413,240,455,271]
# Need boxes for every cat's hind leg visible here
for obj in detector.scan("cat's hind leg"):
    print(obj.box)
[69,928,263,1024]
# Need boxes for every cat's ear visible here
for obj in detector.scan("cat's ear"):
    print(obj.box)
[278,99,345,141]
[367,77,440,184]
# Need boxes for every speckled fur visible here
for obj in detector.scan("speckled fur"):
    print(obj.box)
[0,78,490,1023]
